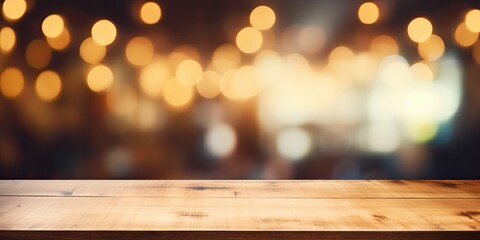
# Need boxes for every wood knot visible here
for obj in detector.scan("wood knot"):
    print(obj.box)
[178,211,208,218]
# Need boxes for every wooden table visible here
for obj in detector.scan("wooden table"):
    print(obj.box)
[0,180,479,239]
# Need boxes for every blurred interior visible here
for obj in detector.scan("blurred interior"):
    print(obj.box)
[1,0,480,179]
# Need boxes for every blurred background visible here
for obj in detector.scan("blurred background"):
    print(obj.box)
[1,0,480,179]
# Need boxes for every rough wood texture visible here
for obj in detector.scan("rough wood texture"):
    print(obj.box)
[0,180,479,240]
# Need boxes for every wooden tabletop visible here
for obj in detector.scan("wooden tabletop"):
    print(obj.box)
[0,180,479,239]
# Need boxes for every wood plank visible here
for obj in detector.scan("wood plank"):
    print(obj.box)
[0,196,479,231]
[0,180,479,240]
[1,180,479,198]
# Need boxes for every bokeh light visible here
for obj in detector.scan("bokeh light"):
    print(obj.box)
[454,22,479,47]
[46,28,71,51]
[277,128,312,161]
[221,65,262,101]
[0,27,16,54]
[465,9,480,33]
[79,37,106,64]
[196,70,221,98]
[0,67,24,98]
[0,0,478,179]
[407,17,433,43]
[410,62,434,82]
[125,36,154,66]
[163,77,194,108]
[42,14,65,38]
[140,1,162,24]
[35,70,62,101]
[91,19,117,46]
[2,0,26,21]
[140,58,171,98]
[212,44,241,73]
[25,39,52,69]
[358,2,379,24]
[249,5,276,30]
[370,35,399,57]
[205,123,237,158]
[87,65,114,93]
[236,27,263,54]
[417,34,445,61]
[176,59,203,86]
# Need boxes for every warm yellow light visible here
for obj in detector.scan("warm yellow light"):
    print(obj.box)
[0,27,15,54]
[410,62,434,82]
[2,0,26,21]
[140,58,170,98]
[465,9,480,33]
[407,17,433,43]
[197,71,221,98]
[0,67,23,98]
[358,2,379,24]
[79,37,106,64]
[46,28,70,51]
[236,27,263,54]
[250,5,276,30]
[370,35,398,57]
[140,1,161,24]
[417,34,444,61]
[176,59,203,87]
[42,14,64,38]
[329,46,354,62]
[87,65,114,93]
[328,46,354,72]
[163,77,194,108]
[454,22,479,47]
[221,65,262,101]
[125,36,154,66]
[26,39,52,69]
[350,53,378,84]
[212,44,241,73]
[91,19,117,46]
[35,70,62,101]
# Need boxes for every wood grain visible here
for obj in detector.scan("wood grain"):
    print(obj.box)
[0,180,479,240]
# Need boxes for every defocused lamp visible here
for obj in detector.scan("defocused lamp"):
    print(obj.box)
[26,39,52,69]
[35,70,62,101]
[46,28,71,51]
[0,27,15,54]
[197,71,221,98]
[176,59,203,87]
[140,1,162,24]
[454,22,478,47]
[87,65,114,93]
[250,6,276,30]
[465,9,480,33]
[407,17,433,43]
[236,27,263,54]
[2,0,26,21]
[125,36,154,66]
[0,67,24,98]
[417,34,445,61]
[79,37,106,64]
[91,20,117,46]
[358,2,379,24]
[140,59,171,98]
[42,14,65,38]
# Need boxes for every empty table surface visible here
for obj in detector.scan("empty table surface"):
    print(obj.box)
[0,180,479,239]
